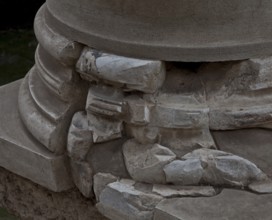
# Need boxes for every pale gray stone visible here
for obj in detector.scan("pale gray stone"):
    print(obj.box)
[164,160,204,186]
[67,111,92,160]
[86,85,124,117]
[249,180,272,194]
[70,160,93,198]
[96,180,163,220]
[0,81,73,192]
[152,185,217,198]
[87,113,123,144]
[76,47,166,93]
[93,173,118,201]
[123,139,176,184]
[213,129,272,178]
[154,189,272,220]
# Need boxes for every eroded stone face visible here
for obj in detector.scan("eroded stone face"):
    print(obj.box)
[3,5,272,219]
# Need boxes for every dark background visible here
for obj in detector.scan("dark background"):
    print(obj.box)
[0,0,45,30]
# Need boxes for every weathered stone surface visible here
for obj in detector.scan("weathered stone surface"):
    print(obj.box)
[199,59,272,130]
[70,160,93,198]
[76,47,166,93]
[123,139,176,184]
[88,113,123,144]
[86,85,124,118]
[213,129,272,178]
[154,189,272,220]
[0,167,107,220]
[87,139,129,178]
[249,180,272,194]
[93,173,118,202]
[164,159,204,186]
[0,81,73,192]
[97,180,163,220]
[164,149,267,187]
[152,185,217,198]
[67,111,92,160]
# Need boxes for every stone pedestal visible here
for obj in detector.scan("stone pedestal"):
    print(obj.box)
[1,1,272,219]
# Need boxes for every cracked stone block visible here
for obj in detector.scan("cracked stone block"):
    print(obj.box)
[76,47,166,93]
[164,159,204,186]
[67,111,93,161]
[70,160,93,198]
[249,180,272,194]
[87,113,123,143]
[164,149,267,187]
[154,189,272,220]
[123,139,176,184]
[86,85,125,117]
[96,180,163,220]
[152,184,218,198]
[93,173,118,201]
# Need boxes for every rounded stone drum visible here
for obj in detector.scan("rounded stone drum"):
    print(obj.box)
[45,0,272,61]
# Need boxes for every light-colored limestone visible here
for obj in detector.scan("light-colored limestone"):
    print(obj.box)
[152,185,217,198]
[67,111,92,161]
[93,173,118,201]
[249,180,272,194]
[0,81,73,192]
[164,149,267,187]
[164,159,204,186]
[154,189,272,220]
[123,139,176,184]
[76,47,166,93]
[97,180,163,220]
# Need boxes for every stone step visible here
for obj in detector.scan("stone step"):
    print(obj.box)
[154,189,272,220]
[0,80,73,192]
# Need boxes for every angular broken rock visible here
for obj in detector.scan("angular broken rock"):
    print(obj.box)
[67,111,93,161]
[164,159,204,186]
[93,173,118,201]
[164,149,267,187]
[152,184,218,198]
[96,180,163,220]
[76,47,166,93]
[123,139,176,184]
[249,179,272,194]
[87,113,123,143]
[70,160,93,198]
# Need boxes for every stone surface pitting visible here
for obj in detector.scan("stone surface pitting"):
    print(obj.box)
[154,189,272,220]
[0,81,73,192]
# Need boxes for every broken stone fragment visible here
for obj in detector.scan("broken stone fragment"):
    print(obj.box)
[70,160,93,198]
[123,139,176,184]
[248,179,272,194]
[67,111,93,161]
[96,180,163,220]
[164,159,204,186]
[152,184,218,198]
[76,47,166,93]
[87,113,123,143]
[86,85,125,118]
[93,173,118,201]
[164,149,267,188]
